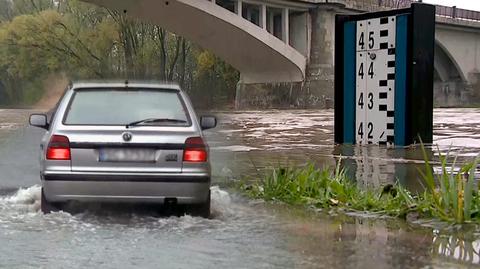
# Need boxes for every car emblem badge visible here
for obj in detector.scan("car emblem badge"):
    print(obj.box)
[122,132,132,142]
[165,154,178,162]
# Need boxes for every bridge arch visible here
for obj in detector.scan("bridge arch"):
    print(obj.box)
[434,39,466,82]
[84,0,306,84]
[433,38,471,106]
[435,25,480,85]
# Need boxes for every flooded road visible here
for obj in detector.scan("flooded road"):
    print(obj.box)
[0,108,479,268]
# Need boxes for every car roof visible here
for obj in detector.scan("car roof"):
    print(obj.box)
[70,80,181,91]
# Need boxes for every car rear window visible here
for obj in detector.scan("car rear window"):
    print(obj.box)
[63,89,190,126]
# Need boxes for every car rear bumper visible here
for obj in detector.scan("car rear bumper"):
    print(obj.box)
[41,172,210,204]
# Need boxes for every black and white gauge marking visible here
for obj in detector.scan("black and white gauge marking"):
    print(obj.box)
[355,16,396,145]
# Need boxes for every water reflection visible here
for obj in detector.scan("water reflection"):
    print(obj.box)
[275,204,480,268]
[333,145,432,191]
[433,231,480,264]
[273,205,437,268]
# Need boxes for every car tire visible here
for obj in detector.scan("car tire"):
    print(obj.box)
[41,188,60,214]
[190,190,211,218]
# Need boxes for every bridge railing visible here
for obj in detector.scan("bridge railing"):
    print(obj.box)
[435,5,480,21]
[350,0,480,22]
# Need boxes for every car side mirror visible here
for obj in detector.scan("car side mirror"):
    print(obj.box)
[200,116,217,130]
[29,114,49,129]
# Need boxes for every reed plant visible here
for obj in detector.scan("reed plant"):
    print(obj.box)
[418,145,479,222]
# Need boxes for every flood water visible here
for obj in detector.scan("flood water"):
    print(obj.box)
[0,108,479,268]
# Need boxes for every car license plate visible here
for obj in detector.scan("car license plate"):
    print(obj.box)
[98,148,156,162]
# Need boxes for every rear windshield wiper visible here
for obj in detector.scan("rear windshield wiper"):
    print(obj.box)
[126,118,187,128]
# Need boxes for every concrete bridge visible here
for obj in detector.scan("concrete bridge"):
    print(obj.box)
[84,0,480,108]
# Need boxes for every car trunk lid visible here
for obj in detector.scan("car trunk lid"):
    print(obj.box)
[61,128,195,173]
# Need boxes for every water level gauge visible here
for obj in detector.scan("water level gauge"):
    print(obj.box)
[335,3,435,147]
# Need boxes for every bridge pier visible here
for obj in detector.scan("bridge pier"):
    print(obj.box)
[302,6,335,108]
[235,6,335,109]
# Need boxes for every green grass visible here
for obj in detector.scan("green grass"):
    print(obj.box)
[239,146,480,224]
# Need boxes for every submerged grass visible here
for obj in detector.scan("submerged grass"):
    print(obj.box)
[239,145,480,224]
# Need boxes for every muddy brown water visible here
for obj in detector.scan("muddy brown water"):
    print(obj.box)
[0,108,479,268]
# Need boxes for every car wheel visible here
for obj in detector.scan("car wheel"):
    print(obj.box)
[190,190,211,218]
[41,188,60,214]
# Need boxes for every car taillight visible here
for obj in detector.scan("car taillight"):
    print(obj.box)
[46,135,71,160]
[183,137,207,162]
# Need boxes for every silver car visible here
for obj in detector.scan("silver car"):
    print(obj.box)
[29,81,216,217]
